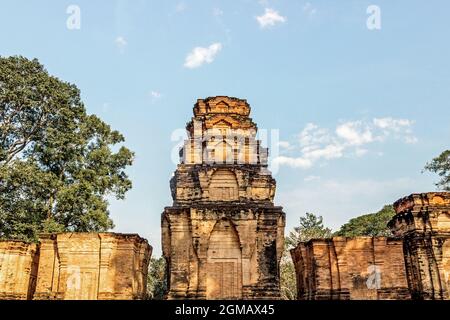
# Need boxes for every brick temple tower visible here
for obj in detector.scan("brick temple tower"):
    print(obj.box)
[162,96,285,300]
[389,192,450,300]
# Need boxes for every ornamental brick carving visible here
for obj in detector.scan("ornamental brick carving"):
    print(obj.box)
[389,192,450,300]
[162,96,285,300]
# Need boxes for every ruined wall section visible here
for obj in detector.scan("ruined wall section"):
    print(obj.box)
[0,241,38,300]
[0,233,151,300]
[390,192,450,300]
[290,237,410,300]
[34,233,151,300]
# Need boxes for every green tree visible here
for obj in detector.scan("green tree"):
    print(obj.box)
[0,56,134,241]
[334,205,396,237]
[147,257,167,300]
[280,242,297,300]
[286,212,332,249]
[425,150,450,191]
[281,213,332,300]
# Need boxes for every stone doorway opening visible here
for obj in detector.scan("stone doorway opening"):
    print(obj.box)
[206,219,243,300]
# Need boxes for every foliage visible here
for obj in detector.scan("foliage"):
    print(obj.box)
[285,212,332,249]
[425,150,450,191]
[279,243,297,300]
[147,257,167,300]
[0,56,134,241]
[334,205,396,237]
[281,212,333,300]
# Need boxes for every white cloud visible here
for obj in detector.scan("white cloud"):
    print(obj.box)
[404,136,419,144]
[256,8,286,29]
[336,121,374,146]
[304,175,321,182]
[373,117,414,130]
[278,141,292,149]
[355,148,369,157]
[303,2,317,17]
[175,2,187,13]
[184,43,223,69]
[115,36,127,52]
[149,91,162,103]
[304,144,344,161]
[150,91,161,99]
[212,7,223,16]
[272,117,417,170]
[273,156,313,169]
[373,117,417,143]
[299,123,331,147]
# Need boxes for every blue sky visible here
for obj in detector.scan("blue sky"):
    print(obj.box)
[1,1,449,256]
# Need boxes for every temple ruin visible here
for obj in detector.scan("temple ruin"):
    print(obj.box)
[162,96,286,300]
[1,96,450,301]
[0,233,151,300]
[291,192,450,300]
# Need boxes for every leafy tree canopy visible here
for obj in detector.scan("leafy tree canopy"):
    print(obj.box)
[279,248,297,300]
[282,212,332,299]
[147,257,167,300]
[334,205,396,237]
[425,150,450,191]
[285,212,332,249]
[0,56,134,241]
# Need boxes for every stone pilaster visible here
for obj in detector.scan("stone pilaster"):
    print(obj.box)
[389,192,450,300]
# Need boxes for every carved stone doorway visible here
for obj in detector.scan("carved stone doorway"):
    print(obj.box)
[206,219,242,300]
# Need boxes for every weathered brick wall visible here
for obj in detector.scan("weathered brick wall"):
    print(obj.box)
[291,237,410,300]
[390,192,450,300]
[34,233,151,300]
[0,241,39,300]
[0,233,151,300]
[163,205,285,300]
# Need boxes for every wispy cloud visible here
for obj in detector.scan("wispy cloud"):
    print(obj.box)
[150,91,161,99]
[304,175,321,182]
[149,90,162,103]
[303,2,317,17]
[184,43,222,69]
[175,2,186,13]
[256,8,286,29]
[273,117,417,169]
[212,7,223,17]
[115,36,127,53]
[278,141,293,150]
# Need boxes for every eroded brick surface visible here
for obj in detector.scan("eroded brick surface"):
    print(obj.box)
[162,97,285,300]
[0,233,151,300]
[291,192,450,300]
[290,237,410,300]
[0,241,38,300]
[390,192,450,300]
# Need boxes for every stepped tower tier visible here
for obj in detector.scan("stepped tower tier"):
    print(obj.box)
[162,96,285,300]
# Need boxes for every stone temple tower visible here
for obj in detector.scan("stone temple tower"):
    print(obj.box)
[162,96,285,300]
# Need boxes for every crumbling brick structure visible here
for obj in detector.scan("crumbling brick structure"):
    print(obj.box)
[0,241,39,300]
[290,237,410,300]
[291,192,450,300]
[0,233,151,300]
[390,192,450,300]
[162,96,285,300]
